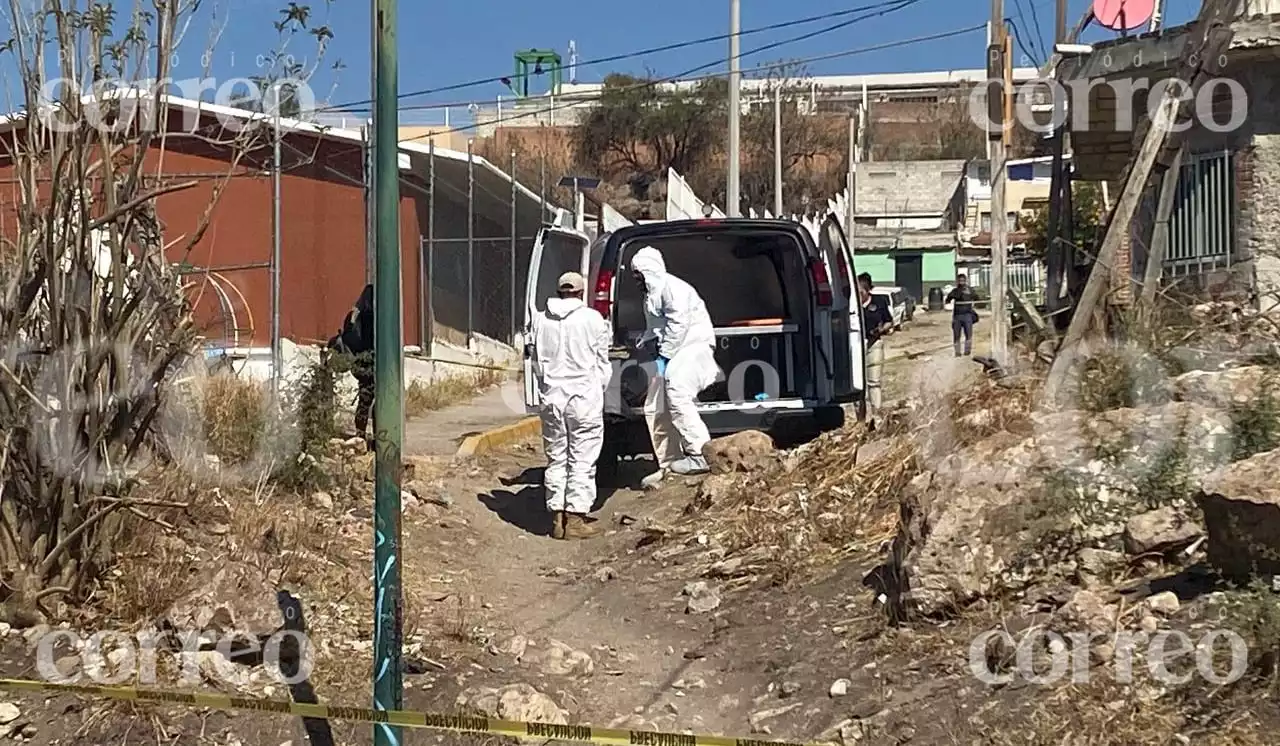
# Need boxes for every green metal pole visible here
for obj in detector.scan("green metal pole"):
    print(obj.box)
[371,0,403,743]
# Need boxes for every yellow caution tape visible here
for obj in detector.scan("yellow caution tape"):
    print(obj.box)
[0,678,814,746]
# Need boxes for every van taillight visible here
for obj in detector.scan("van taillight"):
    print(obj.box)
[592,269,614,317]
[810,261,833,306]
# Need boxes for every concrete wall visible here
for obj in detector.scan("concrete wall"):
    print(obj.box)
[223,334,519,408]
[855,249,956,293]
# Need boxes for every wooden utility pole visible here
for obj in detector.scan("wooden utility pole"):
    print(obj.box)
[1045,0,1243,401]
[1044,0,1071,318]
[1141,146,1185,306]
[988,2,1010,366]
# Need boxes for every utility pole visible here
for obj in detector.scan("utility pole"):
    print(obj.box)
[1150,0,1165,32]
[727,0,741,217]
[370,0,403,742]
[270,93,282,397]
[773,85,783,217]
[1044,0,1068,317]
[860,81,870,161]
[988,4,1010,367]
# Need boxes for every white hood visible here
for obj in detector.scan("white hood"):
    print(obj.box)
[630,245,715,358]
[631,246,668,318]
[545,295,585,319]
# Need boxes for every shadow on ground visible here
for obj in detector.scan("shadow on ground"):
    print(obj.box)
[478,485,554,536]
[478,462,637,535]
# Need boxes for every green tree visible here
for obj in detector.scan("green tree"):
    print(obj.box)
[1021,181,1105,259]
[732,96,844,215]
[571,74,725,182]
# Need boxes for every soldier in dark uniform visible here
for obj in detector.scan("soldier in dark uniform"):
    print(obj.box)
[327,284,375,445]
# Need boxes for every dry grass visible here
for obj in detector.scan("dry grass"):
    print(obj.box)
[404,363,508,419]
[200,373,267,463]
[967,679,1268,746]
[945,374,1041,447]
[703,424,920,583]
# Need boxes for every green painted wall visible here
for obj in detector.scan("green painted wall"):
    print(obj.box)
[922,250,958,283]
[853,250,956,286]
[852,253,895,283]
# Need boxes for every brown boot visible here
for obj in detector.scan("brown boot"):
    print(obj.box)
[563,513,599,540]
[550,511,566,540]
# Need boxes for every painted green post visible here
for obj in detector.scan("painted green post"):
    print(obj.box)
[371,0,403,743]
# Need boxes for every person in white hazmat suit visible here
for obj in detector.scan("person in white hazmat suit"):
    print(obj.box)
[531,271,613,540]
[630,246,721,485]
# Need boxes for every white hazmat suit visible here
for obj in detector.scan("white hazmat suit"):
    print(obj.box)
[631,247,721,476]
[531,293,612,518]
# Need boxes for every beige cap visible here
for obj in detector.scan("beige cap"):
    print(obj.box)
[557,271,585,292]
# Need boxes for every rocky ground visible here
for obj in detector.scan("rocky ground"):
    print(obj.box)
[2,308,1280,745]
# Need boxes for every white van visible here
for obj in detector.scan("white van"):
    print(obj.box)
[522,216,867,480]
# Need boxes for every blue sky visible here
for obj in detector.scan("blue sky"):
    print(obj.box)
[172,0,1199,121]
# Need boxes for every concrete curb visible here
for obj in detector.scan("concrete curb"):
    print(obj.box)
[455,416,542,458]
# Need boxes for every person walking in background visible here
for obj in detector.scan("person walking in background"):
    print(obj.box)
[858,273,893,429]
[530,272,612,540]
[946,273,979,357]
[327,284,375,449]
[631,246,721,486]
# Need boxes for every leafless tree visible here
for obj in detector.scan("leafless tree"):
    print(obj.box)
[0,0,331,625]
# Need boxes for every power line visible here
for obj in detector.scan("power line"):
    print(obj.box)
[322,0,921,113]
[337,0,923,119]
[1004,18,1043,68]
[1025,0,1049,60]
[397,23,988,143]
[1009,0,1044,65]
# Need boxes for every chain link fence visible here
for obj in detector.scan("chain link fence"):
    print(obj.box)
[417,146,558,350]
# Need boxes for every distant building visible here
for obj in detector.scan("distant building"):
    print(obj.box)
[470,67,1042,135]
[957,156,1061,305]
[846,159,967,300]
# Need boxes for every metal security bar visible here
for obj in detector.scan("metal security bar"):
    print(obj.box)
[966,260,1044,307]
[1166,150,1234,276]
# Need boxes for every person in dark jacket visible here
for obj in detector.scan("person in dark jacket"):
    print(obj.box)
[945,274,979,357]
[327,284,375,443]
[857,273,894,427]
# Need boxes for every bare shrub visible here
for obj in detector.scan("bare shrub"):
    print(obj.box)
[0,0,334,624]
[201,374,268,464]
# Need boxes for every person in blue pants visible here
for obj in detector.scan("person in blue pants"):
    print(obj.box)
[945,274,979,357]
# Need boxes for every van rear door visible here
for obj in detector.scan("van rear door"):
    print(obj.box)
[522,226,592,413]
[817,215,866,402]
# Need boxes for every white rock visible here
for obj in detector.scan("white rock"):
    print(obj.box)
[683,581,722,614]
[0,703,19,725]
[828,679,851,697]
[1145,591,1181,615]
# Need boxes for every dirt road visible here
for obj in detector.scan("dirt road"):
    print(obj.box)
[390,310,976,738]
[0,312,976,746]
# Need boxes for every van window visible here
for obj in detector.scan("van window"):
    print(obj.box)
[615,232,797,333]
[533,232,586,314]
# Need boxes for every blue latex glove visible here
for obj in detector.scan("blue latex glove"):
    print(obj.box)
[655,356,668,376]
